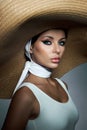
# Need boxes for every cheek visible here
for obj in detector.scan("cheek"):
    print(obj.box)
[32,45,47,61]
[35,45,45,55]
[35,44,50,56]
[63,47,65,53]
[61,47,65,55]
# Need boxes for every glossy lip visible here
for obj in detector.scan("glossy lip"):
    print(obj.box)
[51,57,60,63]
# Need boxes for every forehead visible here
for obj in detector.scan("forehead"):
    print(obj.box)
[39,29,66,38]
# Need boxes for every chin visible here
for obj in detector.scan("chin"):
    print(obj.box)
[49,64,59,69]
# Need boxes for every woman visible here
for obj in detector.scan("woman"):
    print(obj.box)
[2,28,79,130]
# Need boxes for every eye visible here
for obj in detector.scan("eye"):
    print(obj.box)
[42,40,52,45]
[58,41,66,46]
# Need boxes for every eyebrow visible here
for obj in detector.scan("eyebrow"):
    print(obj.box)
[43,36,54,39]
[59,37,66,40]
[43,36,66,40]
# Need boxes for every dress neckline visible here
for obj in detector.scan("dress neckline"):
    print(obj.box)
[21,79,70,104]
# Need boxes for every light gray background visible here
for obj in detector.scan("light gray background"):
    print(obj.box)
[0,62,87,130]
[61,62,87,130]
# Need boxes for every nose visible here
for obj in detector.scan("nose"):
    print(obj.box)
[54,43,61,54]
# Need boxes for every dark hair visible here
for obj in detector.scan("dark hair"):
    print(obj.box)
[31,28,68,45]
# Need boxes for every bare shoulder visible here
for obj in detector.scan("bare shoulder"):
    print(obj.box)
[2,87,38,130]
[13,86,36,106]
[12,86,40,119]
[14,86,35,101]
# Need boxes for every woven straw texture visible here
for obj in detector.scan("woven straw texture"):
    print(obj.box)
[1,0,87,40]
[0,0,87,98]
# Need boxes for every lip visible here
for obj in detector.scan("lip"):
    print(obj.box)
[51,57,60,63]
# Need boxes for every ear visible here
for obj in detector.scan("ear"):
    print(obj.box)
[30,45,33,54]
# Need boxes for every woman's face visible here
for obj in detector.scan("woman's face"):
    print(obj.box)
[30,29,67,69]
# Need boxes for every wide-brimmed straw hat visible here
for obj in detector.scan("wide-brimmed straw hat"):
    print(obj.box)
[0,0,87,98]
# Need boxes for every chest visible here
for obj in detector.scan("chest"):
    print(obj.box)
[36,81,68,103]
[27,92,79,130]
[24,82,79,130]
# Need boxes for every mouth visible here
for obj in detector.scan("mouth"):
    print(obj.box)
[51,57,60,63]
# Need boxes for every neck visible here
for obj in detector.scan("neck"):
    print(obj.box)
[13,60,52,94]
[28,60,52,78]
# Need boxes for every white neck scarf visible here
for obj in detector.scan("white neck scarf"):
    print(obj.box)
[13,40,52,94]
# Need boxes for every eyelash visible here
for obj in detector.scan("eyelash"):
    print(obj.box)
[42,40,51,45]
[42,40,66,46]
[58,41,66,46]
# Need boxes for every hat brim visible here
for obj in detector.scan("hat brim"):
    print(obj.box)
[0,0,87,98]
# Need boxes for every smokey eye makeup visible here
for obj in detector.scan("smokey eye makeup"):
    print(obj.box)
[58,40,66,46]
[42,40,66,46]
[42,40,52,45]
